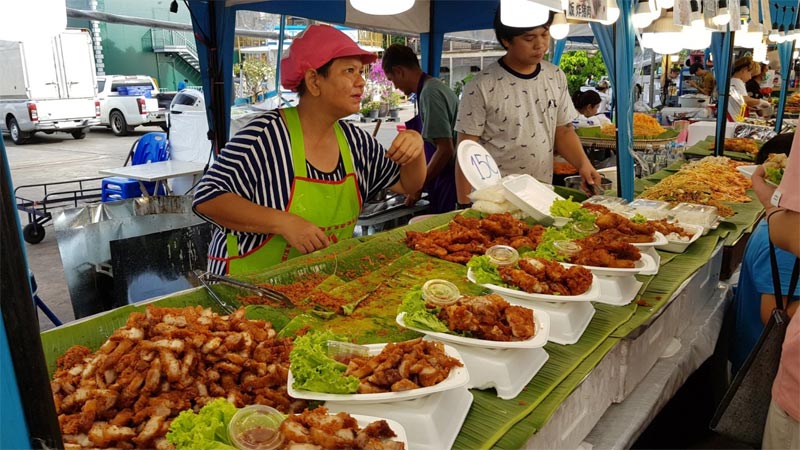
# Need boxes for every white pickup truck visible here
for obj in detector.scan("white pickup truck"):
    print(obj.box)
[96,75,169,136]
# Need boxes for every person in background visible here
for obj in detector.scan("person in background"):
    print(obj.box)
[455,7,601,203]
[750,131,800,449]
[633,83,651,113]
[177,79,188,91]
[729,133,799,376]
[382,44,458,213]
[585,74,596,86]
[686,62,716,97]
[661,66,681,107]
[728,56,772,121]
[571,90,610,128]
[746,62,767,100]
[193,24,425,275]
[595,79,611,115]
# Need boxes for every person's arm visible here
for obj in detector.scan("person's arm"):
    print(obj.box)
[766,209,800,257]
[455,133,480,204]
[760,293,799,324]
[386,129,427,195]
[195,193,330,254]
[404,137,455,206]
[554,125,601,194]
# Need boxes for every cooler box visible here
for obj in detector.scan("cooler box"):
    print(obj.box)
[686,121,737,147]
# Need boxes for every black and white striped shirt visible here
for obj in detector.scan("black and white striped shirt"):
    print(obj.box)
[193,110,400,274]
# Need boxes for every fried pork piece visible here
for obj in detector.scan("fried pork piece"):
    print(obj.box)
[405,213,546,264]
[345,338,462,393]
[53,306,307,449]
[280,407,404,450]
[648,218,694,238]
[570,234,641,268]
[594,211,655,242]
[437,294,535,341]
[498,258,593,296]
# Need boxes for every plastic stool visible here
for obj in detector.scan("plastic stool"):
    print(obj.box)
[29,272,62,326]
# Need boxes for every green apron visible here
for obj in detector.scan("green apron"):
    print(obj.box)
[223,107,362,275]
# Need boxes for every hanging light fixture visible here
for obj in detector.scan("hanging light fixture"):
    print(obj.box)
[689,0,705,28]
[550,12,570,39]
[600,0,621,25]
[753,42,768,62]
[499,0,551,28]
[712,0,731,26]
[350,0,415,15]
[633,0,656,29]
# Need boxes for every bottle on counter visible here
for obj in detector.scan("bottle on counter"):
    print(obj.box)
[643,144,655,174]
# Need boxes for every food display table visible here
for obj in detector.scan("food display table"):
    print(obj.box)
[40,157,763,449]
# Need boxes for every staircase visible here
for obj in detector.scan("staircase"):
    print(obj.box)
[149,29,201,72]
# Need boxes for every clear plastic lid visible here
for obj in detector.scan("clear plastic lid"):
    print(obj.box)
[422,279,461,306]
[670,202,720,228]
[228,405,286,450]
[627,199,673,219]
[485,245,520,266]
[553,240,582,257]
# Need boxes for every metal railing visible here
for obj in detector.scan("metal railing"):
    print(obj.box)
[149,28,197,55]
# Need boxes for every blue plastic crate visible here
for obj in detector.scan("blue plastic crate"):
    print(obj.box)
[101,177,165,202]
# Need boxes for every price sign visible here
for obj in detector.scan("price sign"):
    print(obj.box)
[457,141,502,189]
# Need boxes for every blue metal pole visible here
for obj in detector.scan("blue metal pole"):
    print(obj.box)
[552,38,567,66]
[713,28,734,156]
[275,15,286,97]
[615,0,636,201]
[774,40,796,133]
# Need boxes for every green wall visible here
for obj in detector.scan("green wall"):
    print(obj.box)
[66,0,200,91]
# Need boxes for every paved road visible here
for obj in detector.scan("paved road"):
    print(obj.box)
[5,108,413,331]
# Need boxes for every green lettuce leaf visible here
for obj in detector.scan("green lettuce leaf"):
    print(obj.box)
[289,330,360,394]
[765,166,784,185]
[397,288,449,333]
[550,196,582,218]
[166,398,238,450]
[467,255,509,287]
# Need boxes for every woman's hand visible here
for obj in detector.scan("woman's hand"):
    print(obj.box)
[386,130,424,166]
[275,212,330,254]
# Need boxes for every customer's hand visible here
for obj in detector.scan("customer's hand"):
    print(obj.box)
[276,212,330,254]
[751,165,777,209]
[387,130,424,166]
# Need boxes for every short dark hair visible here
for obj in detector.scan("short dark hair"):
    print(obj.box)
[493,7,556,49]
[689,62,703,75]
[670,67,681,74]
[382,44,421,73]
[572,90,601,110]
[756,132,794,164]
[296,59,334,97]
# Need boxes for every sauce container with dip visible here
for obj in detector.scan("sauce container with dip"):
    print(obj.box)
[228,405,286,450]
[485,245,520,267]
[553,240,581,259]
[422,279,461,306]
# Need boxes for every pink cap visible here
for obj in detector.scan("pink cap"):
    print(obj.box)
[280,24,378,91]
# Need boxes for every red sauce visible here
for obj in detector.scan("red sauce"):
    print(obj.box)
[237,426,280,449]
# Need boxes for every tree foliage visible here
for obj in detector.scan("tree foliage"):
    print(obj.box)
[558,50,608,96]
[236,58,275,100]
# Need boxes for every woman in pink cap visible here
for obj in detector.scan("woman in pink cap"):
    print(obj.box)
[193,24,426,275]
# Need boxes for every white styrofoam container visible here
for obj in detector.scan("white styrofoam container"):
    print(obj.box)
[502,174,565,224]
[686,121,737,147]
[457,344,549,400]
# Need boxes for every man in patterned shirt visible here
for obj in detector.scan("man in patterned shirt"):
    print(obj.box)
[455,8,600,203]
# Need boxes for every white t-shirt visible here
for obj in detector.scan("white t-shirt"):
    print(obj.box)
[728,78,747,121]
[573,113,610,128]
[456,59,578,184]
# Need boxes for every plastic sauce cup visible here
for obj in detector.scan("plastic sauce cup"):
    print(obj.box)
[228,405,286,450]
[572,221,599,235]
[422,279,461,306]
[485,245,520,266]
[553,240,582,258]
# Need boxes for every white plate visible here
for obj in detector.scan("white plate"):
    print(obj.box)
[466,266,601,302]
[353,415,408,447]
[562,252,658,277]
[655,222,703,253]
[630,231,668,248]
[457,140,502,190]
[737,164,757,178]
[287,343,469,404]
[395,309,549,349]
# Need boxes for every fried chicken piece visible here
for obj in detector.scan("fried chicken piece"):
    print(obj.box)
[499,267,550,293]
[506,306,535,339]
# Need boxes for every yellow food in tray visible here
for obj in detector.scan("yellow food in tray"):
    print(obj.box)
[709,137,759,156]
[600,113,667,139]
[639,156,751,217]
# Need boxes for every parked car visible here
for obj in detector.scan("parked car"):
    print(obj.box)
[96,75,171,136]
[0,29,100,145]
